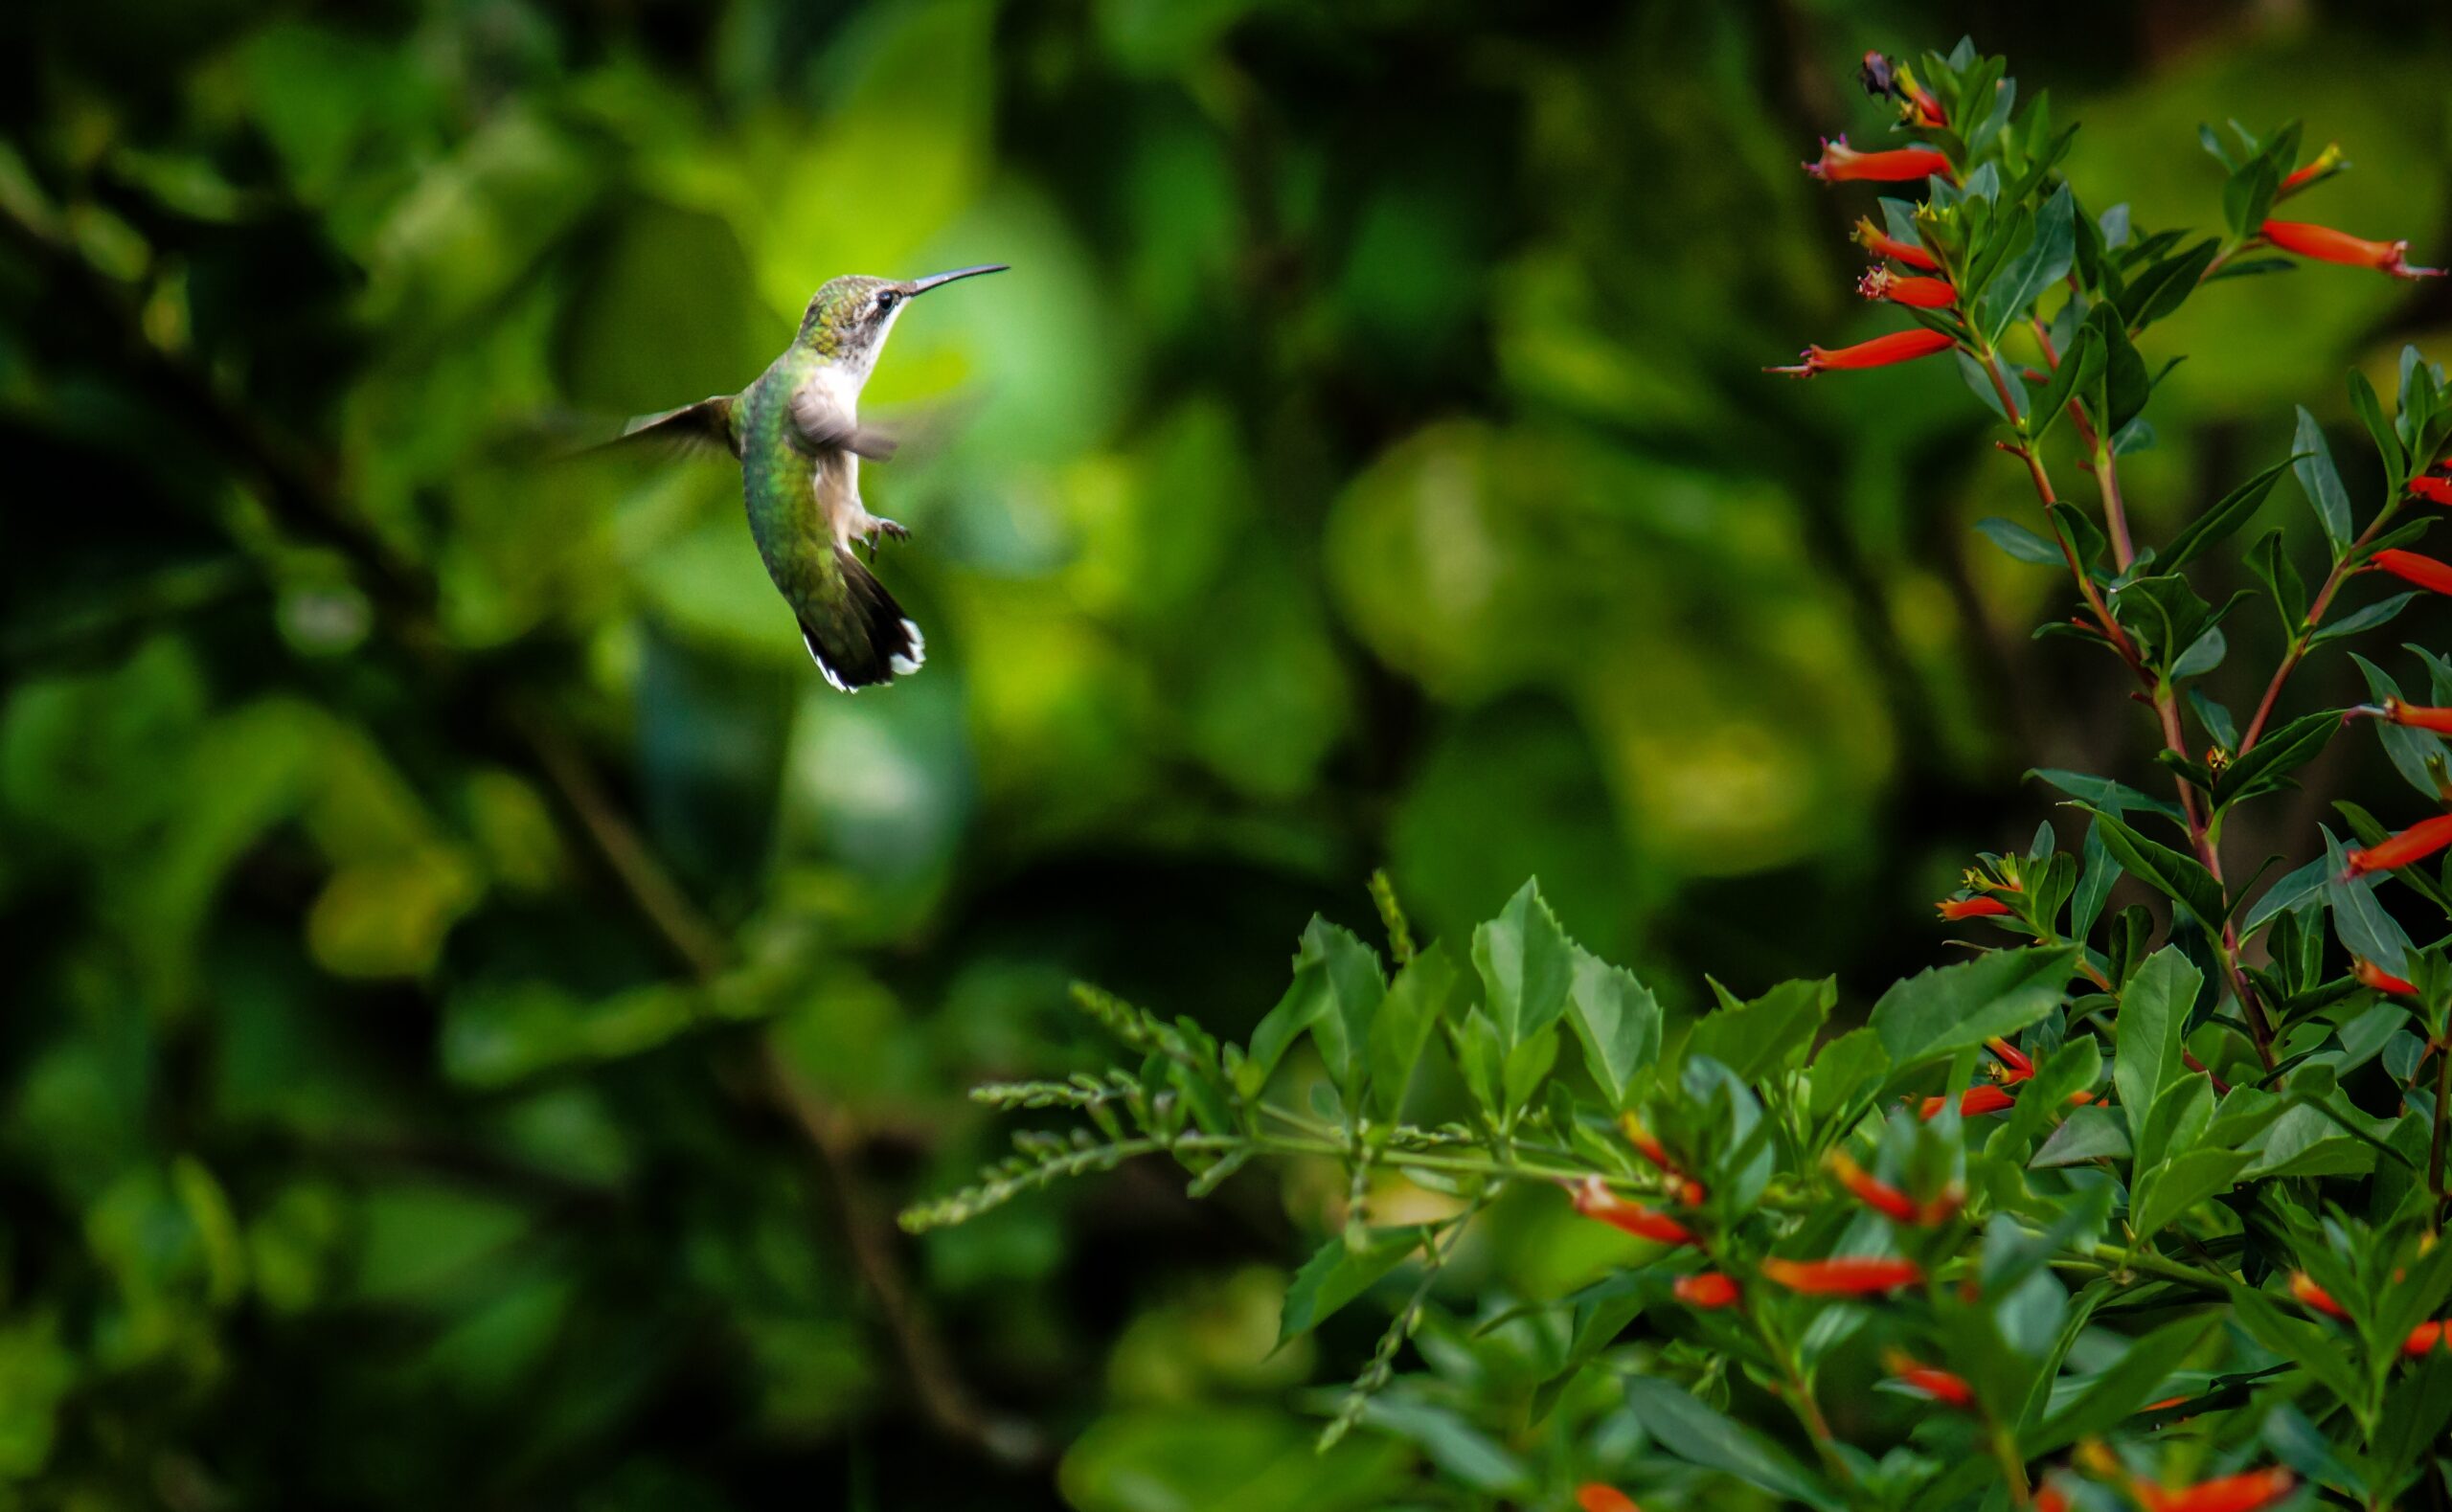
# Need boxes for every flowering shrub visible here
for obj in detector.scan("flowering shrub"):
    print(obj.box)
[914,42,2452,1512]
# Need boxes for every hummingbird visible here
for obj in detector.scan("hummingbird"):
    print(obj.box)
[609,263,1007,690]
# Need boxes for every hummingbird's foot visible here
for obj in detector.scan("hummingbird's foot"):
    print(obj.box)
[863,518,910,560]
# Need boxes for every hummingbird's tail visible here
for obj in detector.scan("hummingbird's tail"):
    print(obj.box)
[802,548,925,692]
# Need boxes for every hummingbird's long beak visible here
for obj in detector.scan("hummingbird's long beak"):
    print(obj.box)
[908,263,1009,294]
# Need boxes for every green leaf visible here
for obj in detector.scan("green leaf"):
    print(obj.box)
[2247,529,2309,636]
[2083,807,2226,928]
[2031,1104,2131,1166]
[1305,918,1388,1098]
[2028,324,2100,440]
[2029,767,2186,827]
[1976,516,2067,566]
[2113,947,2197,1148]
[2292,406,2353,549]
[1871,946,2077,1076]
[2310,591,2419,646]
[2027,1312,2224,1455]
[1620,1375,1841,1511]
[1562,947,1659,1113]
[2132,1146,2249,1239]
[2325,829,2412,975]
[1982,183,2075,343]
[1806,1027,1889,1126]
[1353,1396,1532,1497]
[2159,454,2299,572]
[1688,977,1832,1085]
[2350,369,2406,489]
[1278,1225,1433,1344]
[2082,303,2152,434]
[2351,653,2449,799]
[2215,707,2339,808]
[2232,1287,2371,1419]
[1471,880,1573,1050]
[1369,942,1456,1120]
[2121,237,2220,331]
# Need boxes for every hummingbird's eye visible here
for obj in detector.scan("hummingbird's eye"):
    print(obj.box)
[875,290,900,314]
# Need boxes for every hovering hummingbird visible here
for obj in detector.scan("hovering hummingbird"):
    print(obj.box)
[609,263,1007,690]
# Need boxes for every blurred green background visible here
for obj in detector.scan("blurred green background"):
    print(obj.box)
[7,1,2452,1506]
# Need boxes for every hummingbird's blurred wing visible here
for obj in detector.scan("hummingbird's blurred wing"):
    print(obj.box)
[602,395,740,460]
[785,382,899,461]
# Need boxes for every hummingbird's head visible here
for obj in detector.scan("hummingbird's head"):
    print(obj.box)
[795,264,1007,379]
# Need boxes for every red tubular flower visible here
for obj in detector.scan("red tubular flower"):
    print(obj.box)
[2289,1271,2350,1320]
[1768,327,1956,377]
[2405,1320,2445,1357]
[2137,1468,2295,1512]
[2278,144,2345,198]
[1571,1177,1693,1245]
[1618,1115,1707,1205]
[2033,1484,2071,1512]
[2261,218,2443,280]
[2374,697,2452,733]
[1827,1150,1962,1225]
[1673,1272,1741,1309]
[2343,811,2452,876]
[2373,548,2452,596]
[2353,959,2418,996]
[1937,895,2013,920]
[1858,267,1956,308]
[1986,1035,2034,1081]
[1577,1485,1640,1512]
[1805,136,1952,183]
[1853,215,1941,270]
[1883,1349,1974,1408]
[1920,1084,2017,1119]
[2407,475,2452,506]
[1760,1255,1923,1295]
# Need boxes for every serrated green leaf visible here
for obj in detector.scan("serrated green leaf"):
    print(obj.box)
[1280,1226,1434,1344]
[1471,880,1573,1050]
[1689,977,1832,1086]
[1872,946,2077,1077]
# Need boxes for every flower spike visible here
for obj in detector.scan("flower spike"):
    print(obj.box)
[2262,218,2442,280]
[2352,959,2418,996]
[1883,1349,1974,1408]
[2277,143,2345,199]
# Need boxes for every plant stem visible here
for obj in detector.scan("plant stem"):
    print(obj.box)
[2238,506,2396,754]
[2430,1036,2451,1216]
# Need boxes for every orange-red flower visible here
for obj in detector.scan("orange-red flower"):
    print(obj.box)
[2408,475,2452,507]
[2137,1468,2295,1512]
[1760,1255,1923,1295]
[1828,1150,1962,1225]
[1987,1035,2034,1082]
[2373,548,2452,596]
[2289,1271,2350,1320]
[1853,215,1940,270]
[1673,1272,1741,1309]
[1577,1485,1640,1512]
[2353,959,2418,996]
[1883,1349,1974,1408]
[2278,143,2345,198]
[2405,1320,2445,1357]
[1859,266,1956,308]
[2263,218,2442,280]
[1920,1084,2017,1119]
[2033,1482,2071,1512]
[2371,697,2452,733]
[1937,895,2013,920]
[2343,812,2452,876]
[1768,327,1956,377]
[1570,1177,1693,1245]
[1805,136,1952,183]
[1618,1115,1706,1205]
